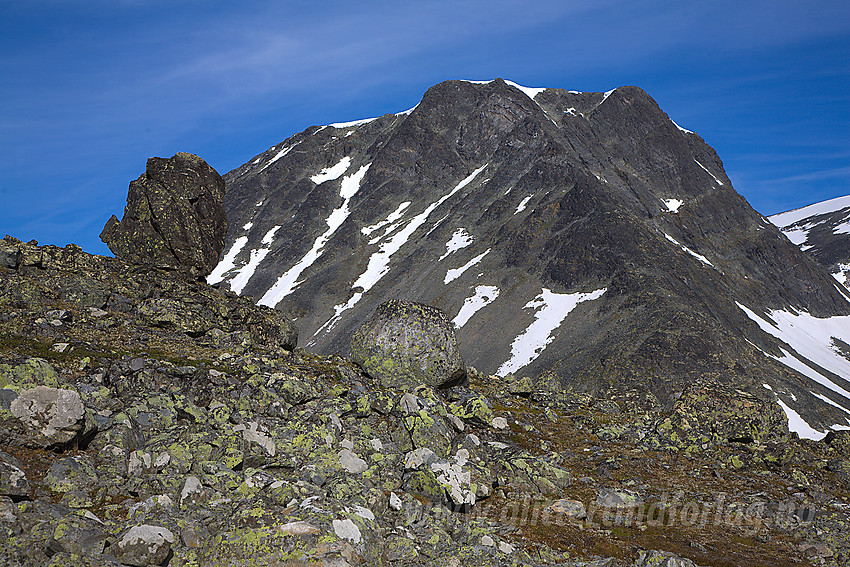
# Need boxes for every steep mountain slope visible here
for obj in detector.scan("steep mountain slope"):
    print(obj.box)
[769,195,850,285]
[212,79,850,437]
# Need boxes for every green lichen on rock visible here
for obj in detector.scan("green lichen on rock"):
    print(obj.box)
[0,358,62,391]
[655,384,788,450]
[100,152,228,278]
[349,300,465,391]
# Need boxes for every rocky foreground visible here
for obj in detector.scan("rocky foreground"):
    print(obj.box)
[0,235,849,566]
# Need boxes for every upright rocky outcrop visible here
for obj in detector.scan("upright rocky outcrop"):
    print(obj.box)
[350,300,465,390]
[100,152,227,278]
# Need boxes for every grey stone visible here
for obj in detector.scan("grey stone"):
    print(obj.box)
[338,449,368,474]
[404,448,439,470]
[9,386,84,447]
[349,300,466,390]
[0,245,21,269]
[399,392,424,415]
[0,452,28,498]
[48,516,108,557]
[0,389,16,410]
[278,521,320,536]
[332,518,362,544]
[100,152,227,278]
[180,476,204,506]
[44,456,98,495]
[114,524,175,567]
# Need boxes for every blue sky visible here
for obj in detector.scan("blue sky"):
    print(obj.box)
[2,1,848,254]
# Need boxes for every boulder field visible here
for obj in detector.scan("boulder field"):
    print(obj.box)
[1,235,849,566]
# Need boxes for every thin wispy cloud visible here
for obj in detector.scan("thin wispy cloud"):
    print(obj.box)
[756,167,850,186]
[1,1,848,252]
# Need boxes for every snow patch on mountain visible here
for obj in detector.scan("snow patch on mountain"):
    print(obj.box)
[318,101,419,134]
[231,226,281,295]
[461,79,546,101]
[258,163,370,306]
[773,346,850,401]
[311,156,353,185]
[259,142,300,173]
[737,303,850,384]
[663,199,683,213]
[444,249,490,284]
[424,213,450,238]
[738,302,850,421]
[781,226,812,246]
[833,263,850,285]
[834,217,850,236]
[330,117,380,129]
[810,391,850,417]
[207,236,249,285]
[777,398,827,441]
[452,285,500,328]
[503,80,546,100]
[694,159,724,186]
[439,229,473,261]
[763,384,832,440]
[515,196,533,215]
[768,196,850,254]
[496,288,607,376]
[462,79,553,121]
[670,119,694,134]
[769,195,850,229]
[362,202,410,239]
[315,165,489,336]
[664,233,715,268]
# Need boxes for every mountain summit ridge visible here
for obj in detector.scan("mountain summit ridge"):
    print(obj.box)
[213,78,850,438]
[769,194,850,285]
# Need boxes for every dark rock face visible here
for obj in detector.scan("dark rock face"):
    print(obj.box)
[100,152,227,278]
[213,78,850,433]
[350,300,465,390]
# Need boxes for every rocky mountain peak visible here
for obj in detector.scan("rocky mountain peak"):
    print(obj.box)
[770,194,850,285]
[213,78,850,439]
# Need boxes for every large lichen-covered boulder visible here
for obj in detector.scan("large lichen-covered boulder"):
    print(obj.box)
[825,430,850,458]
[349,300,466,390]
[100,152,227,278]
[655,384,788,452]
